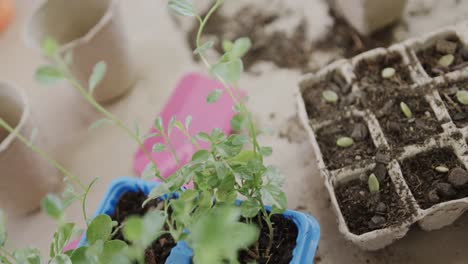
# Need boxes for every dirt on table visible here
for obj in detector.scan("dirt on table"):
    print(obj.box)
[354,52,414,92]
[187,6,310,71]
[401,147,468,210]
[437,79,468,128]
[316,116,377,170]
[302,70,353,121]
[111,191,176,264]
[416,35,468,77]
[239,214,298,264]
[335,172,414,235]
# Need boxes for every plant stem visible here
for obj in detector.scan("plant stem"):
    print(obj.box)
[161,132,181,167]
[82,178,98,226]
[54,57,166,182]
[0,118,86,191]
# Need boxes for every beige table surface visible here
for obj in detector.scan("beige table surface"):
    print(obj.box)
[1,0,468,263]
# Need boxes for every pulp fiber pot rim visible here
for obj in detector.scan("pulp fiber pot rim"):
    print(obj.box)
[24,0,118,53]
[79,177,320,264]
[0,81,29,153]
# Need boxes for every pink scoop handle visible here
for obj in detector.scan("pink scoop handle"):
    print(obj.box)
[133,72,243,179]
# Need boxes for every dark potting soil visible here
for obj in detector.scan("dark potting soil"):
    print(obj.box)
[335,172,413,235]
[316,116,377,170]
[401,148,468,209]
[302,70,353,120]
[238,214,298,264]
[416,35,468,77]
[437,79,468,128]
[187,6,310,71]
[111,191,176,264]
[314,9,396,59]
[372,89,443,147]
[354,52,414,93]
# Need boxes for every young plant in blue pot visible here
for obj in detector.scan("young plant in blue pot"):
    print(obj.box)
[0,0,320,263]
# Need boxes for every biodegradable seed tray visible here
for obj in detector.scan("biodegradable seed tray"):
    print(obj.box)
[297,23,468,250]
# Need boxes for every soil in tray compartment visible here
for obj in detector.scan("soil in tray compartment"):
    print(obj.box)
[239,214,298,264]
[354,52,414,93]
[335,174,412,235]
[437,80,468,128]
[316,117,377,170]
[112,191,176,264]
[302,71,353,120]
[401,148,468,209]
[187,6,310,71]
[369,88,442,147]
[416,35,468,77]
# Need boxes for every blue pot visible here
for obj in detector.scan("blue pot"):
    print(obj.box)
[79,177,320,263]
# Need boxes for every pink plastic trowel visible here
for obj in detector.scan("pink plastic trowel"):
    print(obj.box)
[133,72,242,180]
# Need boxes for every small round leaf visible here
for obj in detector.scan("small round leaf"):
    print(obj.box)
[456,90,468,105]
[86,215,113,245]
[381,67,396,79]
[438,54,455,67]
[400,102,413,118]
[336,137,354,148]
[322,90,338,103]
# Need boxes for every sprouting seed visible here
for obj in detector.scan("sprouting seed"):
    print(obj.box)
[400,102,413,118]
[368,173,380,193]
[438,54,455,67]
[456,90,468,105]
[381,67,396,79]
[336,137,354,148]
[322,90,338,103]
[435,166,449,173]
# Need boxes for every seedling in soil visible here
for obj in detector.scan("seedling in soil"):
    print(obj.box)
[368,173,380,193]
[438,54,455,68]
[322,90,339,103]
[400,102,413,119]
[381,67,396,79]
[336,137,354,148]
[435,166,450,173]
[456,90,468,105]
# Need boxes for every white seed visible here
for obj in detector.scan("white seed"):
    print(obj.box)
[336,137,354,148]
[456,90,468,105]
[435,166,449,173]
[322,90,339,103]
[381,67,396,79]
[400,102,413,118]
[438,54,455,67]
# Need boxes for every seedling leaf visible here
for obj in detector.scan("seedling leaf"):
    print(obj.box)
[41,194,64,220]
[35,65,63,85]
[168,0,196,17]
[322,90,338,103]
[86,215,113,245]
[336,137,354,148]
[456,90,468,105]
[206,89,222,104]
[368,173,380,193]
[194,41,214,55]
[89,61,107,94]
[400,102,413,118]
[42,37,60,57]
[152,143,166,152]
[381,67,395,79]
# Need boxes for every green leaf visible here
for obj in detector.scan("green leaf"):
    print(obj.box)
[211,59,243,84]
[192,150,211,162]
[322,90,338,103]
[13,247,42,264]
[230,113,247,132]
[179,190,198,202]
[264,165,284,186]
[168,116,176,136]
[152,143,166,152]
[168,0,196,17]
[0,210,6,246]
[154,117,164,132]
[42,37,60,57]
[122,217,143,243]
[35,65,63,85]
[144,184,170,206]
[185,115,192,130]
[89,118,113,130]
[231,134,248,146]
[231,37,252,58]
[261,184,287,214]
[69,247,88,264]
[196,132,211,142]
[53,223,75,256]
[260,146,273,157]
[368,173,380,193]
[400,102,413,118]
[50,254,72,264]
[228,150,257,164]
[456,90,468,105]
[222,40,233,52]
[89,61,107,94]
[240,200,262,218]
[336,137,354,148]
[41,194,64,220]
[142,132,160,140]
[142,163,157,180]
[86,214,113,245]
[194,41,214,55]
[100,240,128,264]
[29,128,38,146]
[206,89,222,104]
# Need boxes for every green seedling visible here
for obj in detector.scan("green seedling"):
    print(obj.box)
[336,137,354,148]
[368,173,380,194]
[381,67,395,79]
[456,90,468,105]
[322,90,338,103]
[400,102,413,118]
